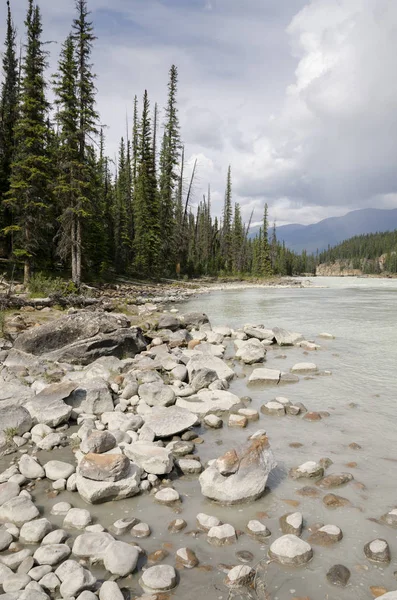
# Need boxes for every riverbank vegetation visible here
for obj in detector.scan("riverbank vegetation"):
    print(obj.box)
[0,0,309,288]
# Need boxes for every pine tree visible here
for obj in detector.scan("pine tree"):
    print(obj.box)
[260,203,272,276]
[53,34,79,273]
[114,137,131,272]
[159,64,181,274]
[232,202,244,273]
[5,0,52,284]
[71,0,99,286]
[133,90,160,274]
[0,0,19,257]
[221,165,233,272]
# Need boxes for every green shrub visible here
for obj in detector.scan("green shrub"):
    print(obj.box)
[28,273,78,298]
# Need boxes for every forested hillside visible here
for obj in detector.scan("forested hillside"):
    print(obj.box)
[0,0,309,286]
[315,230,397,274]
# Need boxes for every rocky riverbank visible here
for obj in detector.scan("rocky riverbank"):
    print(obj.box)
[0,307,395,599]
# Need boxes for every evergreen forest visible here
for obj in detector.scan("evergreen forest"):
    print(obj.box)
[0,0,309,287]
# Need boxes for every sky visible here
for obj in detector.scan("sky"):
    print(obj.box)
[2,0,397,227]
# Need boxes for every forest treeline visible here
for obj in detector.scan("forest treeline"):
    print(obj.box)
[0,0,309,287]
[315,230,397,274]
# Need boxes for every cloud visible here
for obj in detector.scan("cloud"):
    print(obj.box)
[1,0,396,227]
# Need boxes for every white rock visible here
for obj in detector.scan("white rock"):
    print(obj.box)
[19,455,45,480]
[196,513,221,532]
[139,564,177,593]
[155,488,180,504]
[248,368,281,384]
[44,461,75,481]
[291,362,318,373]
[33,544,71,566]
[72,532,115,561]
[0,496,39,526]
[63,508,92,530]
[124,442,173,475]
[207,523,236,546]
[176,390,241,416]
[269,534,313,565]
[20,519,52,543]
[103,541,139,576]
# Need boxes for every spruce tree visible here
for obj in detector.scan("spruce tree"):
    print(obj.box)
[232,202,244,273]
[133,90,160,274]
[5,0,52,284]
[221,165,233,272]
[0,0,19,257]
[260,203,272,276]
[159,64,181,274]
[71,0,99,286]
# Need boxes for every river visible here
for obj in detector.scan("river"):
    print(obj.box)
[169,276,397,599]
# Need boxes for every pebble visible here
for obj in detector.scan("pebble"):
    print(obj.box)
[175,547,199,568]
[364,539,391,563]
[326,564,351,587]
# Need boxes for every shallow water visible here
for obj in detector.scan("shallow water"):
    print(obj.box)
[3,276,397,600]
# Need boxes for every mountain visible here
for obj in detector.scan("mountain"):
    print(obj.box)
[250,208,397,254]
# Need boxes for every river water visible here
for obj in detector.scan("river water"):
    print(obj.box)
[3,277,397,600]
[168,276,397,599]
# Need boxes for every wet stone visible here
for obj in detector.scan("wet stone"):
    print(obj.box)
[269,535,313,566]
[154,488,180,504]
[317,473,354,489]
[225,565,255,588]
[168,519,187,533]
[290,461,324,480]
[139,564,178,594]
[207,524,237,546]
[148,549,168,563]
[364,539,391,563]
[323,493,352,508]
[326,564,351,587]
[204,414,223,428]
[246,520,271,541]
[131,522,151,538]
[236,550,254,563]
[175,547,199,569]
[280,512,303,536]
[309,524,343,546]
[382,509,397,527]
[296,486,321,498]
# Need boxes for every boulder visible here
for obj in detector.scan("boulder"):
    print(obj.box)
[131,522,150,538]
[143,406,198,438]
[0,405,32,436]
[103,541,139,576]
[157,315,180,331]
[248,368,281,384]
[20,518,52,543]
[13,311,146,364]
[78,453,130,482]
[191,368,217,392]
[187,355,234,382]
[101,412,143,432]
[76,464,141,503]
[381,508,397,527]
[243,326,274,341]
[155,488,180,504]
[63,508,92,530]
[261,401,285,416]
[0,482,20,506]
[72,532,114,561]
[25,382,75,427]
[272,327,304,346]
[99,581,124,600]
[246,520,271,541]
[19,455,45,480]
[139,564,177,594]
[33,544,71,566]
[44,461,75,481]
[182,312,210,329]
[176,390,241,416]
[309,524,343,546]
[66,379,114,415]
[124,442,173,475]
[199,435,276,504]
[235,339,266,364]
[80,431,117,454]
[269,535,313,565]
[58,564,96,597]
[196,513,221,532]
[0,496,39,526]
[138,382,176,407]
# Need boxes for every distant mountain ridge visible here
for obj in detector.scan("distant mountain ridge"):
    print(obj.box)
[250,208,397,254]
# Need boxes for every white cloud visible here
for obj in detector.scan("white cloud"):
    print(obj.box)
[1,0,396,227]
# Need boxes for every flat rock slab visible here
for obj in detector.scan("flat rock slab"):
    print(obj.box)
[291,362,318,373]
[0,405,32,436]
[124,442,173,475]
[0,482,20,506]
[78,453,130,482]
[25,382,75,427]
[187,355,234,382]
[76,464,141,504]
[73,532,115,561]
[176,390,241,416]
[143,406,199,438]
[273,328,304,346]
[248,368,281,384]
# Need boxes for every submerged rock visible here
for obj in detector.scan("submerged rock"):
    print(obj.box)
[326,564,351,587]
[269,534,313,565]
[364,539,391,563]
[139,564,178,593]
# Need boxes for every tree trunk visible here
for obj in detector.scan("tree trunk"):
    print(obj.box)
[76,216,82,288]
[71,217,77,284]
